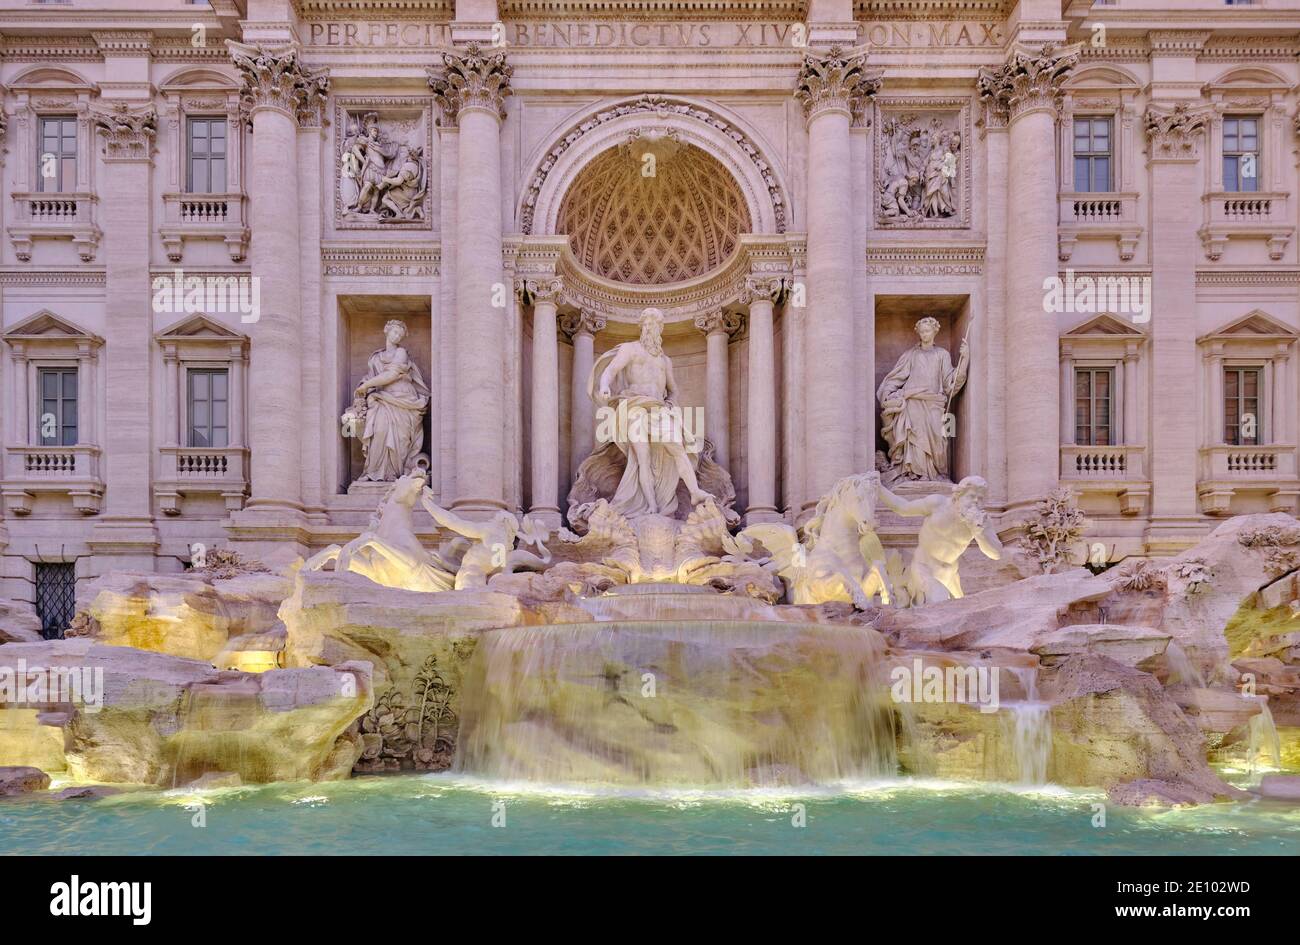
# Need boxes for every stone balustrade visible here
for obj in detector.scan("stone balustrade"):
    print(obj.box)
[160,191,249,262]
[8,192,100,261]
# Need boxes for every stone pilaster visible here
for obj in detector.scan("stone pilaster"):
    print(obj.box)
[979,43,1079,515]
[227,42,329,539]
[740,275,783,523]
[694,309,743,471]
[526,278,563,526]
[795,46,882,508]
[88,100,158,569]
[1145,103,1212,549]
[429,44,512,513]
[561,309,606,479]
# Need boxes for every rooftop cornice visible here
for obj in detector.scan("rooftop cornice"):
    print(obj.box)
[855,0,1011,20]
[499,0,807,17]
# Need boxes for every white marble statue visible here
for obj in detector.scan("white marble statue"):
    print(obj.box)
[304,473,454,593]
[304,473,552,592]
[897,475,1003,607]
[741,471,922,608]
[350,319,430,482]
[877,316,969,483]
[590,307,712,518]
[419,488,552,590]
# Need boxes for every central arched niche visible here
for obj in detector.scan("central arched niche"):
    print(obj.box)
[557,137,751,286]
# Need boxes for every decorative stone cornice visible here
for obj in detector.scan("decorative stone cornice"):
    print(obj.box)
[90,102,157,161]
[694,309,743,337]
[91,31,153,56]
[794,46,882,124]
[427,43,512,126]
[1147,31,1211,58]
[739,274,784,305]
[227,40,331,128]
[1145,103,1211,162]
[978,43,1079,125]
[560,310,608,339]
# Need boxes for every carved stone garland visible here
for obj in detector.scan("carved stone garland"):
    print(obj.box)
[89,102,156,161]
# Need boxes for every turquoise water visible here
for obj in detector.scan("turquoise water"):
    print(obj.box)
[2,775,1297,855]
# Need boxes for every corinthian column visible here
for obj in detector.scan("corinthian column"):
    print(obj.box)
[227,42,329,520]
[795,47,882,507]
[979,43,1078,514]
[89,101,158,567]
[561,309,606,478]
[527,278,562,527]
[1145,103,1211,545]
[741,275,782,523]
[429,44,512,514]
[694,309,742,471]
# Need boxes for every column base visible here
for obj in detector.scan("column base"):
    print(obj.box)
[226,505,314,568]
[1143,517,1208,556]
[452,497,512,518]
[88,517,159,572]
[743,507,784,526]
[527,507,562,529]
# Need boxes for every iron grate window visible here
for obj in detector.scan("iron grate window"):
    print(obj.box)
[35,562,76,640]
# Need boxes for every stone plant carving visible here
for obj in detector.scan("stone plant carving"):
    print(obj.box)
[1019,488,1088,572]
[1114,558,1167,593]
[878,114,962,224]
[877,316,969,484]
[356,647,474,773]
[191,548,270,581]
[340,111,428,223]
[1237,523,1300,577]
[1170,558,1214,596]
[304,473,552,593]
[347,318,430,483]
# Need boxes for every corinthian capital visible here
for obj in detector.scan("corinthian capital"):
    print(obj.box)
[978,43,1079,124]
[739,275,784,306]
[794,45,882,123]
[1145,102,1212,162]
[694,309,743,337]
[427,43,512,125]
[227,40,331,128]
[560,310,607,340]
[90,101,157,161]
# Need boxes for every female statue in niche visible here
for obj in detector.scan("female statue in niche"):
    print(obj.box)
[877,316,968,484]
[352,319,430,482]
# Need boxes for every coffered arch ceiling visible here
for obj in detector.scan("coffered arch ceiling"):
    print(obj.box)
[557,139,751,286]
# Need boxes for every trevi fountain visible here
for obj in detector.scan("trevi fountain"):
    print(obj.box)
[0,306,1296,856]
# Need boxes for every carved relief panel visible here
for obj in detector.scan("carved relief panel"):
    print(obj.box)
[873,97,972,230]
[333,98,434,230]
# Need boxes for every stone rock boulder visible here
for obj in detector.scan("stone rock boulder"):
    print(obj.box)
[1044,654,1241,804]
[0,765,50,796]
[874,569,1110,651]
[0,599,42,644]
[74,570,291,664]
[1031,624,1170,669]
[279,570,524,772]
[0,639,371,785]
[1101,513,1300,667]
[1257,774,1300,802]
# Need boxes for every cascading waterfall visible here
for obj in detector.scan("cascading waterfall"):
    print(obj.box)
[1245,696,1282,776]
[1004,667,1052,785]
[454,619,900,787]
[1165,642,1207,689]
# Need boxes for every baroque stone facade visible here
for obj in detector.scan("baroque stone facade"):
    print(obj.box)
[1,0,1299,622]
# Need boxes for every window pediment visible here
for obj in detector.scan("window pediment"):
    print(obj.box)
[3,310,102,348]
[1199,310,1297,344]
